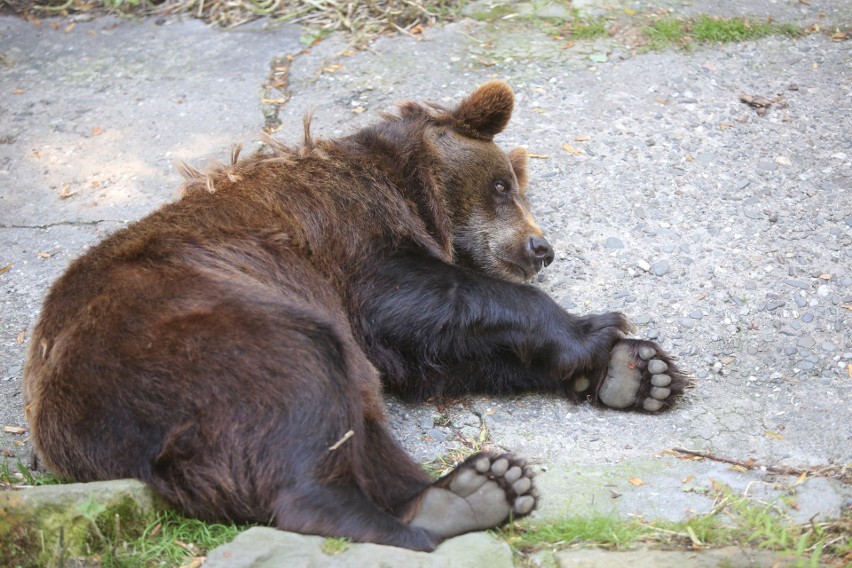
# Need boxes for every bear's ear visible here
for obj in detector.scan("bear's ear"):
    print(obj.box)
[508,147,529,191]
[452,81,514,140]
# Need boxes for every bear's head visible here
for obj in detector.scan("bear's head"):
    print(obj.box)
[430,82,554,283]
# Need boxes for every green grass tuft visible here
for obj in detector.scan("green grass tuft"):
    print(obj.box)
[643,18,685,49]
[570,20,607,39]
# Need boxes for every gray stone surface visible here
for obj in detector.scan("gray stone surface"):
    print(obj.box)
[1,0,850,565]
[551,546,795,567]
[205,528,514,568]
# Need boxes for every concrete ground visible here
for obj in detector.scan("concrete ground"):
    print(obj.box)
[0,0,850,565]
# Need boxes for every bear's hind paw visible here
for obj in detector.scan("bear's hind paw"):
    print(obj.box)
[409,452,535,539]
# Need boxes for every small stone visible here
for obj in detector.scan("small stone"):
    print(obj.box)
[783,347,798,356]
[801,312,814,323]
[797,336,816,349]
[817,285,830,297]
[774,156,792,166]
[606,237,624,249]
[637,259,651,272]
[689,309,703,320]
[797,360,815,371]
[758,160,778,171]
[785,279,811,290]
[651,261,670,277]
[821,342,836,352]
[766,300,785,311]
[420,417,434,429]
[794,295,807,308]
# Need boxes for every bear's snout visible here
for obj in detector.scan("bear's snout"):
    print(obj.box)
[527,236,554,273]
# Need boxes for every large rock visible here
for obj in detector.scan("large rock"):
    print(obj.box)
[205,528,515,568]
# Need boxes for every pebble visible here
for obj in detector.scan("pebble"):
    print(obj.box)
[821,342,836,352]
[758,160,778,171]
[817,285,830,297]
[797,336,816,349]
[785,279,810,290]
[637,259,651,272]
[794,295,807,308]
[689,309,703,320]
[606,237,624,249]
[783,347,798,356]
[651,260,670,276]
[801,312,814,323]
[766,300,785,311]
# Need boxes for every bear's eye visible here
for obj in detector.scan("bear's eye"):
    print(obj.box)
[494,180,509,194]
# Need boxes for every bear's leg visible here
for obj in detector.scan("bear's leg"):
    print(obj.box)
[581,338,689,412]
[272,482,441,551]
[405,452,536,539]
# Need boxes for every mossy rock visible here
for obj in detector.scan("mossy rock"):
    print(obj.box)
[0,479,167,566]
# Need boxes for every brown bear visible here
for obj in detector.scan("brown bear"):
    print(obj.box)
[23,82,687,551]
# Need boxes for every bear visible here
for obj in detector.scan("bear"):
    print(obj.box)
[23,81,687,551]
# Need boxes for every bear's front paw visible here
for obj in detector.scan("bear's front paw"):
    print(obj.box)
[597,339,689,412]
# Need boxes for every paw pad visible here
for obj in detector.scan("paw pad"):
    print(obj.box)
[599,341,681,412]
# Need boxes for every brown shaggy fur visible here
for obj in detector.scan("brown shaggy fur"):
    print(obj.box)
[24,82,686,551]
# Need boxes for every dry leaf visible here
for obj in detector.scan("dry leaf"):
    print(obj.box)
[574,135,590,142]
[561,41,576,49]
[16,329,26,344]
[37,252,52,259]
[91,127,103,137]
[3,426,27,434]
[0,263,11,275]
[352,107,366,114]
[788,500,800,511]
[681,474,695,484]
[655,98,670,105]
[794,471,808,485]
[13,89,24,95]
[323,63,343,73]
[728,464,749,473]
[531,108,547,113]
[410,24,424,35]
[720,356,735,364]
[64,22,76,33]
[847,363,852,378]
[627,477,645,486]
[178,558,205,568]
[59,185,78,199]
[764,430,784,440]
[562,143,584,155]
[261,98,287,104]
[831,30,848,42]
[527,153,549,159]
[818,274,831,280]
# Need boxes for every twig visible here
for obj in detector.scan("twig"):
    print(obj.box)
[671,448,851,483]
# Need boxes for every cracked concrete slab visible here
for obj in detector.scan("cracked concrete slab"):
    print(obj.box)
[1,1,850,564]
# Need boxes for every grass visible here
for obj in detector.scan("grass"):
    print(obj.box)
[0,458,63,487]
[643,15,804,50]
[110,509,251,567]
[499,484,851,567]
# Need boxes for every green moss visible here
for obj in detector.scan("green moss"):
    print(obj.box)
[321,536,352,555]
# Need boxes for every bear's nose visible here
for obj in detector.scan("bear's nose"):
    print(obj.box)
[528,236,555,269]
